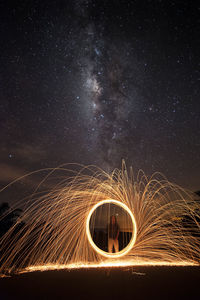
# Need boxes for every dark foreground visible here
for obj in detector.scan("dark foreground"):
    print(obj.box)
[0,266,200,300]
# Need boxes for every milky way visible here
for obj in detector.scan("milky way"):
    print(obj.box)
[76,12,135,170]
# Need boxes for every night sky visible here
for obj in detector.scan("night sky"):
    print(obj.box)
[0,0,199,195]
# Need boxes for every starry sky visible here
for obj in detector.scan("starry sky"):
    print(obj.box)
[0,0,199,197]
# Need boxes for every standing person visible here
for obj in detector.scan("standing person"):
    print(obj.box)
[108,215,120,253]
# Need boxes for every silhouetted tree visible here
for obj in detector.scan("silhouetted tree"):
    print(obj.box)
[195,191,200,197]
[0,202,23,238]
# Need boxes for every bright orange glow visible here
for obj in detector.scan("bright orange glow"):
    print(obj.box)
[0,162,199,276]
[86,199,137,258]
[18,259,197,275]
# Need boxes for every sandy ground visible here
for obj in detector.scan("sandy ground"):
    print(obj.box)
[0,266,200,299]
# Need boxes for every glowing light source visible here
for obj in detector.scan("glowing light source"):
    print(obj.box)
[86,199,137,258]
[0,162,199,275]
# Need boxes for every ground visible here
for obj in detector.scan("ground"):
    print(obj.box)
[0,266,200,299]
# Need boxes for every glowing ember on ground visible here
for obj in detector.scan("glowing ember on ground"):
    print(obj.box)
[20,259,198,274]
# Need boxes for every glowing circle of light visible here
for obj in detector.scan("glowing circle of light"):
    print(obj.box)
[86,199,137,258]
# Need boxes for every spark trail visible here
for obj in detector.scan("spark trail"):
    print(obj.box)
[0,162,200,275]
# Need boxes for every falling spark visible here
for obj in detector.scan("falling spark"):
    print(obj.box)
[0,162,200,275]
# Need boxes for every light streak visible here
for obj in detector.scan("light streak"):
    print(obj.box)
[86,199,137,258]
[0,162,199,275]
[19,259,197,274]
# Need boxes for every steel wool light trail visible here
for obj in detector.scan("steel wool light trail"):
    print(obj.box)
[86,199,137,258]
[0,162,200,275]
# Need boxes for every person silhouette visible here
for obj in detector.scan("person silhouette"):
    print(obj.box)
[108,215,119,253]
